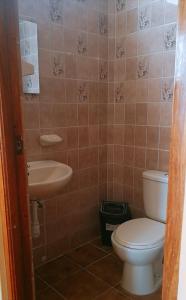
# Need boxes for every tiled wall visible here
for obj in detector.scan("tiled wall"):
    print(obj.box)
[19,0,108,266]
[107,0,177,216]
[19,0,177,266]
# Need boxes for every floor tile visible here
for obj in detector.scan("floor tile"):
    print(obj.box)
[96,288,131,300]
[35,242,162,300]
[87,254,123,286]
[35,276,48,293]
[36,287,65,300]
[91,237,113,253]
[132,289,162,300]
[53,269,110,299]
[36,256,80,284]
[66,243,107,267]
[116,285,162,300]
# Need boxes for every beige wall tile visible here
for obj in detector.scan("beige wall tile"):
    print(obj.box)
[127,8,138,34]
[126,57,137,80]
[159,127,171,150]
[160,102,173,126]
[135,147,146,168]
[147,103,161,126]
[136,103,147,125]
[146,149,158,170]
[151,0,164,27]
[165,1,178,23]
[126,33,138,57]
[159,150,169,171]
[125,103,136,124]
[147,126,159,148]
[135,126,147,147]
[22,102,40,129]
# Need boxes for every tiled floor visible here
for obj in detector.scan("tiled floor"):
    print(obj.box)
[35,238,162,300]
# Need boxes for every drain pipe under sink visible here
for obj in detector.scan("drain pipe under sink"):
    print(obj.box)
[31,199,42,238]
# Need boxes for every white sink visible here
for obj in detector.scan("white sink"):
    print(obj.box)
[28,160,73,199]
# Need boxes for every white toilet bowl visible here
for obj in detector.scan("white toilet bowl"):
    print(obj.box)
[111,218,165,296]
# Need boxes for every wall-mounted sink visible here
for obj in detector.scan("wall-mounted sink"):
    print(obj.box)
[28,160,73,199]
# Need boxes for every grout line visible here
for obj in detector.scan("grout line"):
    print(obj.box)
[89,242,112,254]
[35,238,120,299]
[34,236,100,268]
[93,286,116,299]
[84,252,111,268]
[35,275,67,299]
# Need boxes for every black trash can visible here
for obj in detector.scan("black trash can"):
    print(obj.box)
[99,201,131,246]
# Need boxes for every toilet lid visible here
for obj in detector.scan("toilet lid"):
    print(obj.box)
[115,218,165,249]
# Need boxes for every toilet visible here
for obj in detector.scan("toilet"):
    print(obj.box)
[111,170,168,296]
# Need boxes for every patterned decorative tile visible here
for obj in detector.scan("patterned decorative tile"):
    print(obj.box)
[52,53,64,77]
[137,57,149,79]
[162,78,174,102]
[115,83,125,103]
[49,0,63,24]
[77,82,88,102]
[164,24,177,50]
[99,13,108,35]
[139,6,151,30]
[77,33,87,55]
[116,40,126,59]
[99,61,108,81]
[116,0,126,12]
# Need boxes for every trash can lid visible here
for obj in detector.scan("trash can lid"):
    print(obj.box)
[100,201,128,215]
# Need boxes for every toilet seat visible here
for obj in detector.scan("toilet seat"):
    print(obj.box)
[115,218,165,250]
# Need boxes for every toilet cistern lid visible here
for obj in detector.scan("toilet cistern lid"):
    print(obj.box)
[143,170,168,183]
[115,218,165,249]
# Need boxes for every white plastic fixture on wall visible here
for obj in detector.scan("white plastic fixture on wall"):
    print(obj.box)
[39,134,63,147]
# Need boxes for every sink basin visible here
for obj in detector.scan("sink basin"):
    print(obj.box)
[28,160,73,199]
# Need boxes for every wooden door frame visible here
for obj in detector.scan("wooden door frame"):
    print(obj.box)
[0,218,8,299]
[162,0,186,299]
[0,0,34,299]
[0,0,186,299]
[177,194,186,299]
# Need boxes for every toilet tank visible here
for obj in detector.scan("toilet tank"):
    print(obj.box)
[143,170,168,223]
